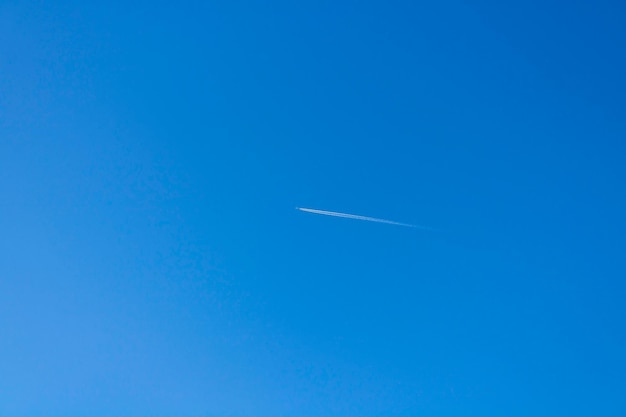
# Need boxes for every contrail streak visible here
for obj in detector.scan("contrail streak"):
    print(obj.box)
[296,207,433,230]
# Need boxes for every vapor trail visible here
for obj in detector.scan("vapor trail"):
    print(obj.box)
[296,207,433,230]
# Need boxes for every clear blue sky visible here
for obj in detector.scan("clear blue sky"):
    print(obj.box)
[2,1,626,415]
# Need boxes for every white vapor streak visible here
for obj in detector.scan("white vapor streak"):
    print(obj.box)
[296,207,433,230]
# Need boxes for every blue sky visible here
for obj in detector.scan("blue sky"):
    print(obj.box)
[1,0,625,415]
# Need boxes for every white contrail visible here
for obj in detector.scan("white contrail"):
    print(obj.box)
[296,207,434,230]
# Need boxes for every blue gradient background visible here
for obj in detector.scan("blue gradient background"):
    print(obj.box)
[2,1,625,415]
